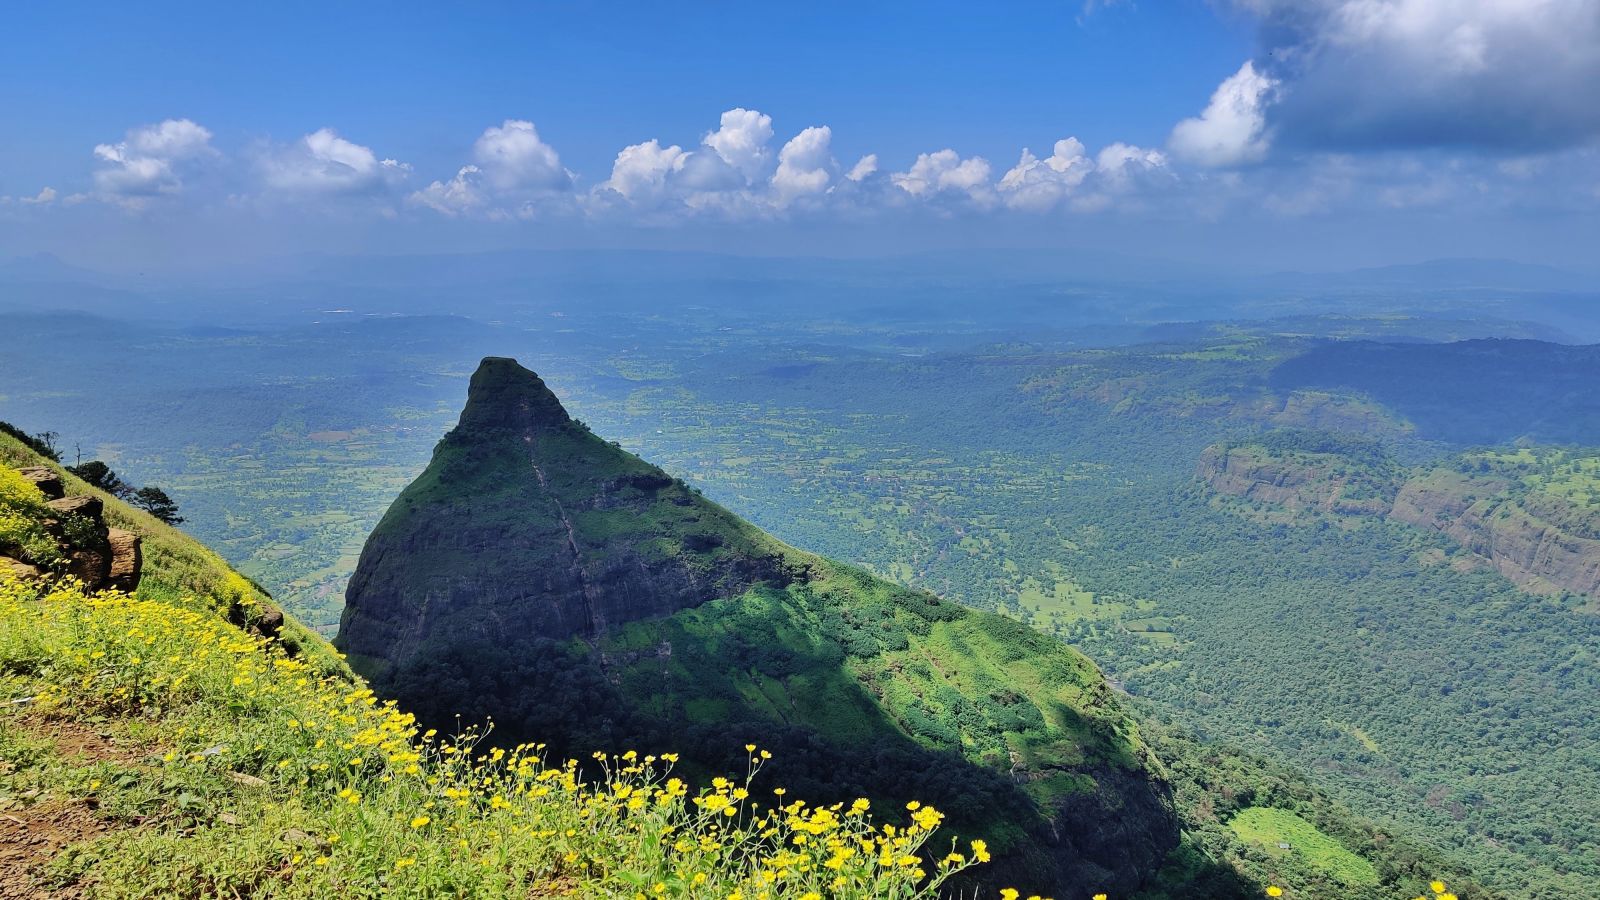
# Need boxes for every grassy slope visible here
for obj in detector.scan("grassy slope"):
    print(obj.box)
[0,441,988,898]
[0,432,345,677]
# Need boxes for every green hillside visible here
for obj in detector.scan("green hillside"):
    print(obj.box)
[0,434,997,898]
[337,358,1184,897]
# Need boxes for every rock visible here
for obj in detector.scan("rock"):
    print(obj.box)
[46,495,103,521]
[228,601,286,640]
[255,606,284,638]
[227,772,267,788]
[2,555,42,580]
[105,528,141,592]
[16,466,63,500]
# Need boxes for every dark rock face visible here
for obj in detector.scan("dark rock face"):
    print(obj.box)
[338,357,795,676]
[1043,765,1180,895]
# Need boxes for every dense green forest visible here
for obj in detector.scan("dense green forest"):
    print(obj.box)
[3,311,1598,897]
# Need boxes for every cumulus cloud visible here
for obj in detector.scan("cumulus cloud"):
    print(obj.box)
[19,187,58,205]
[846,155,879,182]
[1168,61,1277,167]
[599,140,690,204]
[411,120,571,216]
[261,129,410,195]
[770,126,835,207]
[996,138,1171,212]
[92,119,217,202]
[1095,143,1168,187]
[892,150,995,206]
[703,109,774,182]
[1232,0,1600,152]
[594,109,790,218]
[999,138,1094,210]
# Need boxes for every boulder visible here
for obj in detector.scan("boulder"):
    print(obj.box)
[46,494,104,521]
[2,555,42,581]
[16,466,63,500]
[106,528,142,592]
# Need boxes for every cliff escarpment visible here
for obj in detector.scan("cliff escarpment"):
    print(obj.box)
[1199,442,1600,601]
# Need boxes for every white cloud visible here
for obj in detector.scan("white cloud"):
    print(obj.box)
[892,150,995,206]
[770,126,835,207]
[411,120,571,216]
[261,128,410,195]
[20,187,57,205]
[1169,61,1277,167]
[1095,143,1168,187]
[703,108,774,182]
[846,155,879,182]
[998,138,1094,210]
[472,120,571,192]
[1230,0,1600,151]
[590,108,785,219]
[411,165,487,216]
[92,119,217,201]
[598,140,689,203]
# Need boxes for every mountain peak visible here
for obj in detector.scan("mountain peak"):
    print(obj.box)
[458,356,571,431]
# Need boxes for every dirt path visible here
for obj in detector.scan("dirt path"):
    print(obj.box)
[0,718,153,898]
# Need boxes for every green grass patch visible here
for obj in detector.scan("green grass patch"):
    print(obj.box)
[1228,807,1379,887]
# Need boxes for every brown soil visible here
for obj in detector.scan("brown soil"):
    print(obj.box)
[0,717,155,898]
[0,801,102,899]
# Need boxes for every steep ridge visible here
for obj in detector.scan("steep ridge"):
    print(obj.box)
[339,357,1186,897]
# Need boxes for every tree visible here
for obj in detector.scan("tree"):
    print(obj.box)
[130,486,184,525]
[0,421,60,462]
[68,461,133,498]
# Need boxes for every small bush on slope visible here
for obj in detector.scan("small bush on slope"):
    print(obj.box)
[0,571,988,899]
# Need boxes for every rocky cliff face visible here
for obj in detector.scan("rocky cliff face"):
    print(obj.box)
[1196,445,1393,517]
[338,357,1185,898]
[1200,447,1600,599]
[1391,473,1600,597]
[339,357,796,676]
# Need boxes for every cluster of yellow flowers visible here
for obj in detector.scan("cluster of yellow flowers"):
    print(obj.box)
[0,572,1462,900]
[1416,880,1458,900]
[0,572,990,898]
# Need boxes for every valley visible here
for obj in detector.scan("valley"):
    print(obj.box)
[4,295,1600,897]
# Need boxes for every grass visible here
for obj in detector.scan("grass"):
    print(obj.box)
[0,433,345,675]
[1227,807,1380,888]
[0,570,987,899]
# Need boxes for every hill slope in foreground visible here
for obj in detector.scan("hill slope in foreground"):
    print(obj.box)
[0,430,1001,898]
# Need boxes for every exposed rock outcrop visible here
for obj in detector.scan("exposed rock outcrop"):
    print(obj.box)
[1392,474,1600,597]
[1200,447,1600,600]
[17,466,63,499]
[339,357,797,674]
[2,478,142,593]
[1196,445,1393,517]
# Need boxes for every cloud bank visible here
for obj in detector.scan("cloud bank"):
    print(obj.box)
[36,0,1600,230]
[1197,0,1600,158]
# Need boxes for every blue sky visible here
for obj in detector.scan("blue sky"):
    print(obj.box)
[3,1,1598,272]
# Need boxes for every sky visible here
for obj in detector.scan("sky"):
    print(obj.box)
[2,0,1599,273]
